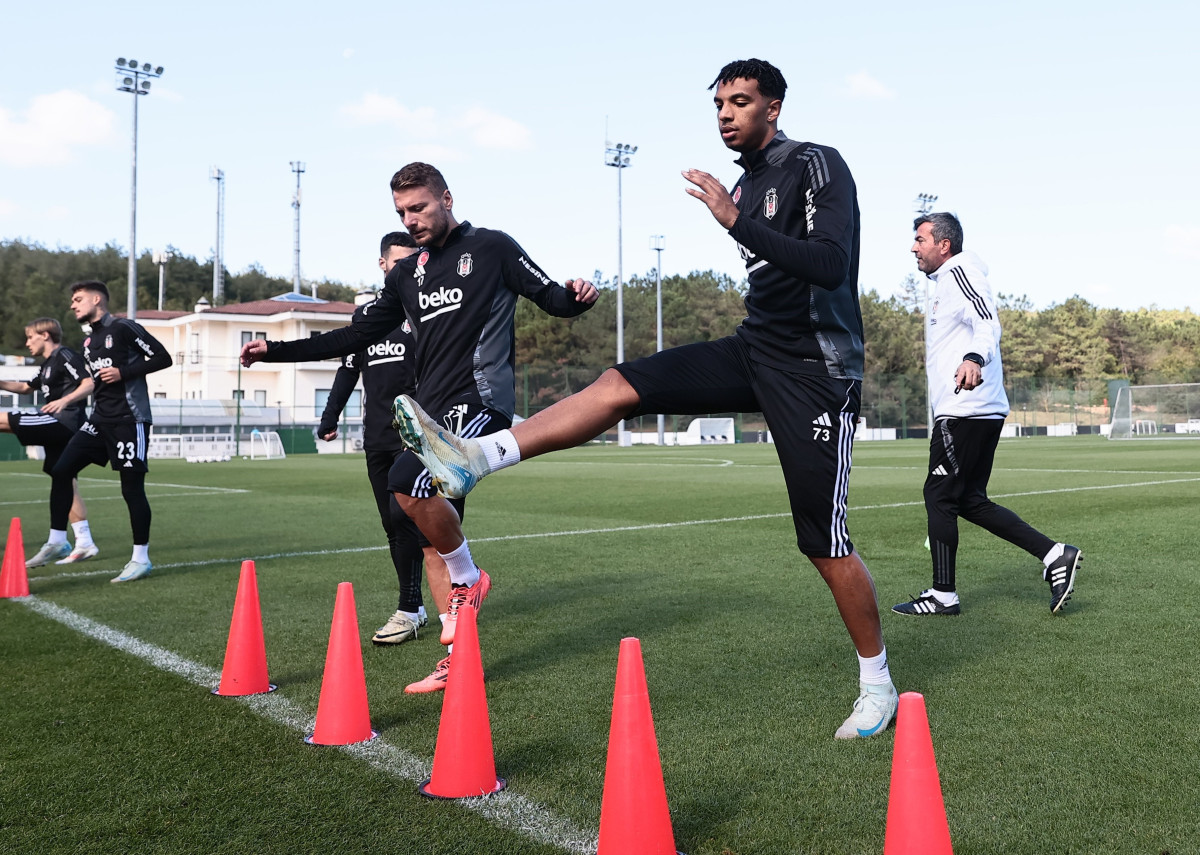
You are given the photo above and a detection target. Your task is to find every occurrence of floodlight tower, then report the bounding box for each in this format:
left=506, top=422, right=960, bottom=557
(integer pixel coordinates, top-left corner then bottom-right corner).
left=914, top=192, right=939, bottom=431
left=290, top=161, right=306, bottom=294
left=211, top=167, right=225, bottom=303
left=650, top=235, right=666, bottom=445
left=114, top=57, right=165, bottom=320
left=605, top=140, right=637, bottom=443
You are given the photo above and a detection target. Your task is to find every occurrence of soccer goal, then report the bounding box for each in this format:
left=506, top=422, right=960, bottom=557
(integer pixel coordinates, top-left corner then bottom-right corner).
left=1107, top=383, right=1200, bottom=439
left=249, top=429, right=287, bottom=459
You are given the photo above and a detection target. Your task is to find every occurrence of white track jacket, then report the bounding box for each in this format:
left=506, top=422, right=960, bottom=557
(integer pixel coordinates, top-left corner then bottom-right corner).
left=926, top=251, right=1009, bottom=420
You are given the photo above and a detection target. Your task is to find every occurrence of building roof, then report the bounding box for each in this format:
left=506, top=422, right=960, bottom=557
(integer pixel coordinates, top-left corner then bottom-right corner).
left=202, top=298, right=357, bottom=316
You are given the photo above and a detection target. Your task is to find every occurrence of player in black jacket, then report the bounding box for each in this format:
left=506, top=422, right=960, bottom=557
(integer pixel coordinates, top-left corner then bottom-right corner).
left=316, top=232, right=460, bottom=645
left=1, top=317, right=99, bottom=566
left=52, top=281, right=173, bottom=583
left=241, top=162, right=598, bottom=692
left=390, top=61, right=899, bottom=738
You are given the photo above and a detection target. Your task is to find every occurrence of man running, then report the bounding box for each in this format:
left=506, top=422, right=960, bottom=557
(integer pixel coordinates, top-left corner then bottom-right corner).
left=0, top=317, right=99, bottom=565
left=391, top=59, right=899, bottom=738
left=53, top=281, right=172, bottom=583
left=241, top=163, right=598, bottom=691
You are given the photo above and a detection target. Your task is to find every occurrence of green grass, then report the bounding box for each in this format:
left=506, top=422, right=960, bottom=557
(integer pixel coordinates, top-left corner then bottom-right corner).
left=3, top=438, right=1199, bottom=854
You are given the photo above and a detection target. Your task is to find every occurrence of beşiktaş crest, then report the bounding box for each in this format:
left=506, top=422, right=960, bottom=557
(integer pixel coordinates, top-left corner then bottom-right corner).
left=732, top=185, right=742, bottom=205
left=105, top=335, right=114, bottom=349
left=764, top=188, right=778, bottom=220
left=457, top=253, right=473, bottom=277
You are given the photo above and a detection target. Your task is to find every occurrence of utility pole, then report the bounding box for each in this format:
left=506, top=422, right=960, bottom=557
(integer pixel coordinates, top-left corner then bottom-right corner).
left=650, top=235, right=666, bottom=446
left=290, top=161, right=306, bottom=294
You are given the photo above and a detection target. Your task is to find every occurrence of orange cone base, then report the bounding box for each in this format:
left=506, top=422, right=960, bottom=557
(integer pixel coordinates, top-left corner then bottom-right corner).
left=419, top=776, right=506, bottom=800
left=212, top=683, right=278, bottom=697
left=304, top=728, right=379, bottom=746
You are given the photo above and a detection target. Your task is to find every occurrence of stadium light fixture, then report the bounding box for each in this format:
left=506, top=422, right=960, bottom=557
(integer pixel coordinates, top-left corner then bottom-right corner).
left=605, top=139, right=637, bottom=445
left=114, top=56, right=165, bottom=320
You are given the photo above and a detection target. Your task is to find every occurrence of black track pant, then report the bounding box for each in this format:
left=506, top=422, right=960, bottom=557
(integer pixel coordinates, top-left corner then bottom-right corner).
left=925, top=418, right=1055, bottom=592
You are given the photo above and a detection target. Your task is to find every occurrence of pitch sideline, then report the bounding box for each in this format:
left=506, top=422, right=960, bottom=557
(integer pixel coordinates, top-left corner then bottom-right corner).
left=15, top=595, right=598, bottom=853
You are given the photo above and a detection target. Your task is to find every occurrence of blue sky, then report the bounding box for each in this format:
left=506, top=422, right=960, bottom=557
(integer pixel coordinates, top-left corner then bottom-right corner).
left=2, top=1, right=1197, bottom=312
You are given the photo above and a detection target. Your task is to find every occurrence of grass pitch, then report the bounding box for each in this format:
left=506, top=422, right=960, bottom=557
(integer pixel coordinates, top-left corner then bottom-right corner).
left=3, top=438, right=1199, bottom=854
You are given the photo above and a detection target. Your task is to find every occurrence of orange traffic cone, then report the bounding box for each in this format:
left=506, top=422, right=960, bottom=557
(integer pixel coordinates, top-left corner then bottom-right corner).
left=597, top=637, right=683, bottom=855
left=0, top=517, right=30, bottom=599
left=305, top=582, right=378, bottom=745
left=213, top=560, right=276, bottom=696
left=419, top=603, right=506, bottom=798
left=885, top=692, right=953, bottom=854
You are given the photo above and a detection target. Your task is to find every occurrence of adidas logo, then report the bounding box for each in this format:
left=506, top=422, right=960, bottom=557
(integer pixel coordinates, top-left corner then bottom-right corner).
left=812, top=412, right=832, bottom=427
left=496, top=444, right=507, bottom=461
left=931, top=465, right=948, bottom=476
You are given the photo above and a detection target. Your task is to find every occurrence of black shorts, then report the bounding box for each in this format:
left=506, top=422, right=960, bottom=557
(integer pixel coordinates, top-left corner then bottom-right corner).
left=387, top=401, right=510, bottom=499
left=57, top=420, right=151, bottom=474
left=366, top=447, right=465, bottom=546
left=616, top=335, right=861, bottom=558
left=8, top=412, right=76, bottom=474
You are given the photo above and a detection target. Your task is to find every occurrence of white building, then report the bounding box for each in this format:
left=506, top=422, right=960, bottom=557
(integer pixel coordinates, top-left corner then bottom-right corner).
left=135, top=292, right=361, bottom=424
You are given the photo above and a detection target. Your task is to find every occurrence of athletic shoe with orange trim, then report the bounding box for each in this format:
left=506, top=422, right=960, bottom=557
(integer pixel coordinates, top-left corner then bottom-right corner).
left=440, top=568, right=491, bottom=645
left=404, top=655, right=451, bottom=694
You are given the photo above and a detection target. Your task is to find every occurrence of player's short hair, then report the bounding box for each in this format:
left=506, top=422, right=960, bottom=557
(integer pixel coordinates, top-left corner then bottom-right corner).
left=25, top=318, right=63, bottom=344
left=709, top=58, right=788, bottom=102
left=380, top=231, right=417, bottom=256
left=390, top=163, right=449, bottom=197
left=70, top=280, right=110, bottom=302
left=913, top=212, right=964, bottom=256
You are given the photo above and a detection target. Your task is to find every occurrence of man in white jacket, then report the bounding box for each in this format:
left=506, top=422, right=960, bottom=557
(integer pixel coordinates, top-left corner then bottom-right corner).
left=892, top=212, right=1081, bottom=616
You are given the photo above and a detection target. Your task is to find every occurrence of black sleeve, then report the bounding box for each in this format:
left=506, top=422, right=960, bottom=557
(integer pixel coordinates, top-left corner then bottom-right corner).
left=497, top=233, right=595, bottom=318
left=263, top=294, right=406, bottom=363
left=726, top=149, right=855, bottom=290
left=318, top=358, right=362, bottom=435
left=119, top=322, right=173, bottom=378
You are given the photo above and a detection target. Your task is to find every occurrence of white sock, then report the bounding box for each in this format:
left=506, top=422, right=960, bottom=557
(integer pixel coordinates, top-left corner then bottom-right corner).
left=400, top=609, right=421, bottom=624
left=929, top=588, right=959, bottom=606
left=1042, top=543, right=1065, bottom=567
left=446, top=643, right=454, bottom=656
left=418, top=605, right=428, bottom=621
left=478, top=430, right=520, bottom=472
left=132, top=544, right=150, bottom=564
left=71, top=521, right=94, bottom=549
left=48, top=529, right=68, bottom=546
left=858, top=649, right=892, bottom=687
left=439, top=612, right=448, bottom=627
left=439, top=540, right=480, bottom=587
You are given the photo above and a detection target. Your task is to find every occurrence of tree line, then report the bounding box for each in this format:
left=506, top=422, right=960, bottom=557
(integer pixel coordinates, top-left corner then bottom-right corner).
left=4, top=240, right=1198, bottom=391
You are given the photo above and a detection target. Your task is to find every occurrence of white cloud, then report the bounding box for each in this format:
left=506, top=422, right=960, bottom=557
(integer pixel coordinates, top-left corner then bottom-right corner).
left=843, top=71, right=895, bottom=100
left=340, top=93, right=439, bottom=137
left=1166, top=225, right=1200, bottom=260
left=0, top=198, right=15, bottom=217
left=339, top=94, right=531, bottom=150
left=343, top=48, right=355, bottom=59
left=457, top=107, right=531, bottom=150
left=0, top=90, right=117, bottom=166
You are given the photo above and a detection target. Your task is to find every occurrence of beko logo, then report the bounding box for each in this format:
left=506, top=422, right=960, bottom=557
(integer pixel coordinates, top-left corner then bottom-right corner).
left=418, top=286, right=463, bottom=310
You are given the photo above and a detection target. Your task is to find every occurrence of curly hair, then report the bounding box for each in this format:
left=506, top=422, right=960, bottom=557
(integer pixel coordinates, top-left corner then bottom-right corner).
left=708, top=58, right=788, bottom=102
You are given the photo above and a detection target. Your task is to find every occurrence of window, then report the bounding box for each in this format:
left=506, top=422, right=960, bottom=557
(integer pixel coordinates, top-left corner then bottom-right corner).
left=189, top=332, right=201, bottom=364
left=346, top=390, right=362, bottom=418
left=256, top=330, right=266, bottom=341
left=314, top=389, right=331, bottom=413
left=241, top=331, right=252, bottom=347
left=232, top=390, right=244, bottom=400
left=254, top=390, right=267, bottom=406
left=154, top=392, right=166, bottom=399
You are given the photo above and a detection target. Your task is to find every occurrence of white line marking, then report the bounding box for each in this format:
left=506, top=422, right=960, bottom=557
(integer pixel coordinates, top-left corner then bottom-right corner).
left=30, top=476, right=1200, bottom=581
left=15, top=595, right=598, bottom=854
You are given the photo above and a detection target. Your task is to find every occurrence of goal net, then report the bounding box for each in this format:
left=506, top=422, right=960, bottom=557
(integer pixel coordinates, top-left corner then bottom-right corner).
left=1107, top=383, right=1200, bottom=439
left=249, top=429, right=287, bottom=459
